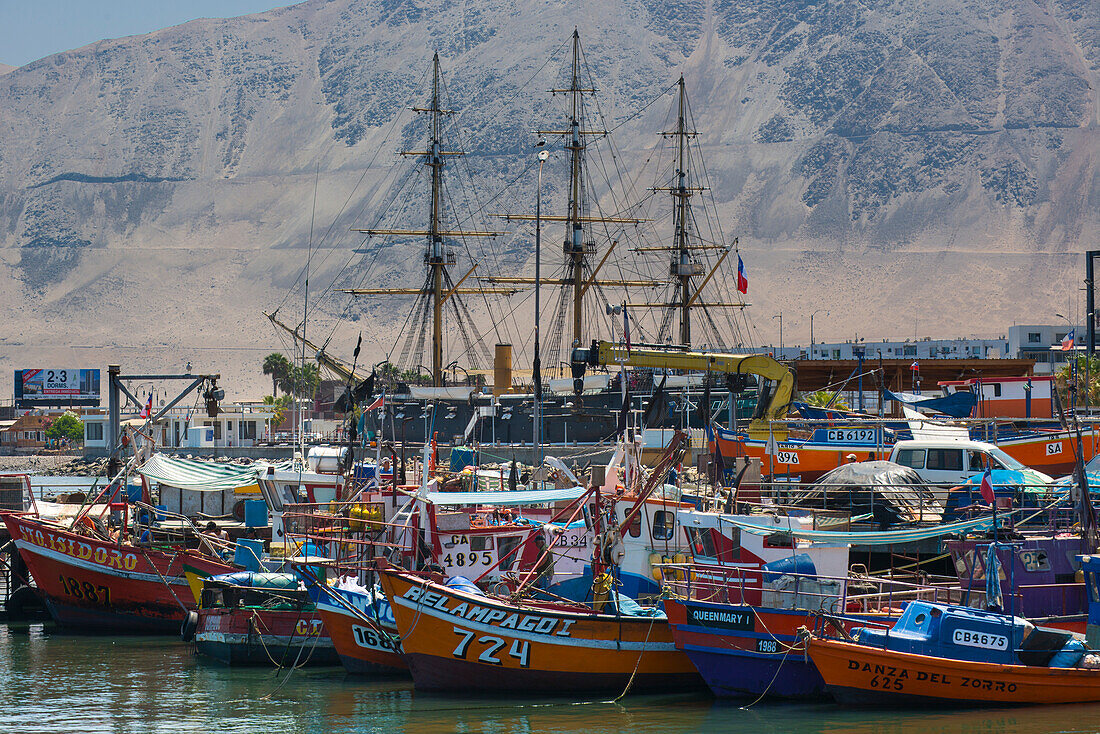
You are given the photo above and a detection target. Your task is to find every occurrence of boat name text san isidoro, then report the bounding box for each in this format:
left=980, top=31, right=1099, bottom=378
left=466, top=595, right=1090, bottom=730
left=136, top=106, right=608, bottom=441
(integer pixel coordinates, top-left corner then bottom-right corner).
left=402, top=586, right=576, bottom=637
left=15, top=525, right=138, bottom=571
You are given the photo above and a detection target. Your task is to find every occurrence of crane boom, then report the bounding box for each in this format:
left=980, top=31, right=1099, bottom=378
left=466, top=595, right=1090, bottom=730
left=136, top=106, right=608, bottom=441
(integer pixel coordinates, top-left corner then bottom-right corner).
left=571, top=340, right=792, bottom=440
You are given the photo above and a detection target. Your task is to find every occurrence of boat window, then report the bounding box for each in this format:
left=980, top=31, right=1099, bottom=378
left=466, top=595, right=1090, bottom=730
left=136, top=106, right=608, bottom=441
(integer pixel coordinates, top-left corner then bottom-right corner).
left=927, top=449, right=963, bottom=471
left=470, top=535, right=493, bottom=552
left=497, top=535, right=522, bottom=571
left=652, top=510, right=675, bottom=540
left=894, top=449, right=925, bottom=470
left=764, top=532, right=794, bottom=549
left=686, top=527, right=717, bottom=557
left=914, top=613, right=927, bottom=625
left=624, top=510, right=642, bottom=539
left=968, top=452, right=984, bottom=471
left=951, top=552, right=969, bottom=578
left=1091, top=574, right=1099, bottom=604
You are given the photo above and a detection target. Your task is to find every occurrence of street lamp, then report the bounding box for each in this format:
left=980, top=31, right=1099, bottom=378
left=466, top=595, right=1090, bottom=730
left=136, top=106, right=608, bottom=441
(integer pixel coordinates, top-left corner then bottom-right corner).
left=810, top=309, right=829, bottom=360
left=532, top=143, right=549, bottom=467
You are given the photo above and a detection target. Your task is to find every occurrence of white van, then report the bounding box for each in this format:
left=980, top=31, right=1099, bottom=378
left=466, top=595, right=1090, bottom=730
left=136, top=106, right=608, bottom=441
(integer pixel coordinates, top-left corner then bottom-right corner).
left=888, top=439, right=1052, bottom=491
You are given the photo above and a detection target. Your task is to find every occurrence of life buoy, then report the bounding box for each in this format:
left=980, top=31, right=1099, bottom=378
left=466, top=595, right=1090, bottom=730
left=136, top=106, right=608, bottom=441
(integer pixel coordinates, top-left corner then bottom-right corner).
left=180, top=610, right=200, bottom=642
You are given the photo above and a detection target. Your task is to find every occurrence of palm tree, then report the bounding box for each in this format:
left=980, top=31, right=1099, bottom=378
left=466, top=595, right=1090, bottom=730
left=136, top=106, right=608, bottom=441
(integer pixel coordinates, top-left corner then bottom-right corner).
left=280, top=363, right=321, bottom=399
left=804, top=390, right=850, bottom=410
left=262, top=353, right=291, bottom=397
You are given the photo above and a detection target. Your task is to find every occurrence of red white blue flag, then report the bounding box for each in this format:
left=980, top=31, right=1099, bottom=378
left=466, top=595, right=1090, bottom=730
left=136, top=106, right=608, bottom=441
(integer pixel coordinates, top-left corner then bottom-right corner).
left=141, top=393, right=152, bottom=419
left=979, top=468, right=996, bottom=504
left=736, top=255, right=748, bottom=294
left=1062, top=329, right=1075, bottom=351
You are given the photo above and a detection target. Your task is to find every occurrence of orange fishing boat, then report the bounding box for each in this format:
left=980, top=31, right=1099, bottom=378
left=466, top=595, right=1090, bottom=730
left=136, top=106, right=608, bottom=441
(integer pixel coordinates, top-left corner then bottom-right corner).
left=714, top=425, right=1099, bottom=481
left=377, top=563, right=701, bottom=693
left=807, top=635, right=1100, bottom=706
left=314, top=584, right=408, bottom=675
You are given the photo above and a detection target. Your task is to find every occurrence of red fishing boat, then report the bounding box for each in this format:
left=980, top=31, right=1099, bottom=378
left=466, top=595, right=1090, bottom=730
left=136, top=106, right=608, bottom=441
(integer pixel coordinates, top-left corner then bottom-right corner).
left=183, top=571, right=340, bottom=666
left=191, top=606, right=339, bottom=666
left=2, top=512, right=233, bottom=633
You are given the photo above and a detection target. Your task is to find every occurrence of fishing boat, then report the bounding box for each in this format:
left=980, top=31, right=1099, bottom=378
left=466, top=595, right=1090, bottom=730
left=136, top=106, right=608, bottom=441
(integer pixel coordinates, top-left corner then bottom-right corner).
left=184, top=571, right=339, bottom=666
left=945, top=536, right=1088, bottom=630
left=2, top=511, right=233, bottom=633
left=312, top=581, right=407, bottom=674
left=713, top=409, right=1099, bottom=483
left=660, top=514, right=1005, bottom=699
left=376, top=561, right=700, bottom=693
left=807, top=600, right=1100, bottom=706
left=663, top=571, right=916, bottom=699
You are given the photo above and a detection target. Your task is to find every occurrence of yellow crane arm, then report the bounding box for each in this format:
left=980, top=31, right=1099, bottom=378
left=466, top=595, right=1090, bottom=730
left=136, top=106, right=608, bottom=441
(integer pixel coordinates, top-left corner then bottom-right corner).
left=576, top=340, right=792, bottom=440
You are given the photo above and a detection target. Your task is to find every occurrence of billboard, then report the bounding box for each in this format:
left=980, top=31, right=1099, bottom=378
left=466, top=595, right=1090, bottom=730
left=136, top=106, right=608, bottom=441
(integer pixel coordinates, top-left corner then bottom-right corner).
left=15, top=369, right=101, bottom=407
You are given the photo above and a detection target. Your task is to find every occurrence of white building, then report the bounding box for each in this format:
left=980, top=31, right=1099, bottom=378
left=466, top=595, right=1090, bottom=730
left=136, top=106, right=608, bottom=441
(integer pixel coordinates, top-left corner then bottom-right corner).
left=1007, top=324, right=1083, bottom=374
left=83, top=403, right=275, bottom=451
left=770, top=336, right=1010, bottom=362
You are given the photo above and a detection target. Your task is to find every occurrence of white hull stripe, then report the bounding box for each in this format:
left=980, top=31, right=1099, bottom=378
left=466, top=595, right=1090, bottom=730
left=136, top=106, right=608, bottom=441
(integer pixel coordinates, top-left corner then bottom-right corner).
left=14, top=538, right=190, bottom=589
left=393, top=595, right=675, bottom=652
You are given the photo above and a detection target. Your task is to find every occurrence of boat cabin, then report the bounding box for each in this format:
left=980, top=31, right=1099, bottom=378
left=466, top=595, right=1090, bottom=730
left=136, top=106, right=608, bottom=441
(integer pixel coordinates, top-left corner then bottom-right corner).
left=946, top=538, right=1087, bottom=620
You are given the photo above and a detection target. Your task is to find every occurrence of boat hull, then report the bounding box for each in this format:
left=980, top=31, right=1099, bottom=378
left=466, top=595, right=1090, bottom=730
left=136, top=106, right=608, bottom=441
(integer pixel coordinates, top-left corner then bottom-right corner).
left=194, top=607, right=339, bottom=666
left=665, top=599, right=825, bottom=699
left=314, top=598, right=408, bottom=675
left=716, top=428, right=1099, bottom=481
left=809, top=637, right=1100, bottom=706
left=379, top=568, right=702, bottom=694
left=664, top=598, right=897, bottom=699
left=2, top=512, right=233, bottom=633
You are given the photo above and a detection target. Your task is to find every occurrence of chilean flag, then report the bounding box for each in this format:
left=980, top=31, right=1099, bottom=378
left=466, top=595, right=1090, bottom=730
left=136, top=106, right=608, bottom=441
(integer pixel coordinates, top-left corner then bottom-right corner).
left=736, top=255, right=748, bottom=294
left=1062, top=329, right=1075, bottom=351
left=979, top=468, right=996, bottom=504
left=141, top=393, right=153, bottom=419
left=367, top=395, right=385, bottom=411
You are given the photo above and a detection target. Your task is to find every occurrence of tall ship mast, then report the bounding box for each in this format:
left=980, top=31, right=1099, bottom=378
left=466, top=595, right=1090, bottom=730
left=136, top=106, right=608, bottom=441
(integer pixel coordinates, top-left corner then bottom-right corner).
left=489, top=30, right=661, bottom=374
left=631, top=76, right=746, bottom=349
left=340, top=54, right=513, bottom=387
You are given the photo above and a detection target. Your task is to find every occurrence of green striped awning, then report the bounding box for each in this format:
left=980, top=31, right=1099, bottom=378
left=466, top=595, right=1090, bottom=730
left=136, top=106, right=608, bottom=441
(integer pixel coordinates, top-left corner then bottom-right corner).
left=138, top=454, right=293, bottom=492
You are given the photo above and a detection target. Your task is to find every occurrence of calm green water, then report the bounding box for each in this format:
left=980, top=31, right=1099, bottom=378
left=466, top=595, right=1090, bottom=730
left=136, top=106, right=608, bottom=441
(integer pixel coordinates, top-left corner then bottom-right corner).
left=4, top=622, right=1100, bottom=733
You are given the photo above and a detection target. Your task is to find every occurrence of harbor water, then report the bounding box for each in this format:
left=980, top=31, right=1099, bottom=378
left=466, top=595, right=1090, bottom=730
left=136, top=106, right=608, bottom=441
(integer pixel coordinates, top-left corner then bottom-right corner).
left=4, top=622, right=1100, bottom=733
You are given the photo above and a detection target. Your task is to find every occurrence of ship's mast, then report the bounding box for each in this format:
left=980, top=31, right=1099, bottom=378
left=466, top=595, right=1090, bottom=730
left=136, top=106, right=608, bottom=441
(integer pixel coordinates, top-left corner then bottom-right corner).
left=633, top=75, right=742, bottom=347
left=341, top=54, right=514, bottom=387
left=489, top=31, right=660, bottom=371
left=566, top=30, right=586, bottom=349
left=428, top=55, right=446, bottom=385
left=672, top=76, right=697, bottom=346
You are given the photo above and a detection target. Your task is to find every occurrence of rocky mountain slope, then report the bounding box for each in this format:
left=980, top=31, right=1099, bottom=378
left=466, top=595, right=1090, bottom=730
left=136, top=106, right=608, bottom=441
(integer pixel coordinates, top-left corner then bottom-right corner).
left=0, top=0, right=1096, bottom=398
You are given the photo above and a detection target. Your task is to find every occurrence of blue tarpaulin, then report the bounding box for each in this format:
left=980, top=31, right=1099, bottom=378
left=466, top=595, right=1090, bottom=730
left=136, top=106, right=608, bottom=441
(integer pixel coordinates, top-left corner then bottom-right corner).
left=884, top=390, right=976, bottom=418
